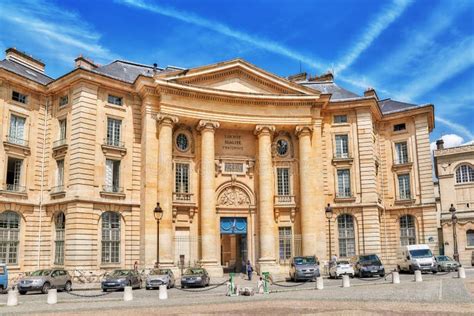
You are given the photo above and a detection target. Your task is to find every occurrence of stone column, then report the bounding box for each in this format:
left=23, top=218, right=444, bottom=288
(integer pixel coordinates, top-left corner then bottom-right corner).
left=296, top=125, right=316, bottom=256
left=197, top=120, right=222, bottom=277
left=157, top=114, right=178, bottom=267
left=254, top=125, right=278, bottom=274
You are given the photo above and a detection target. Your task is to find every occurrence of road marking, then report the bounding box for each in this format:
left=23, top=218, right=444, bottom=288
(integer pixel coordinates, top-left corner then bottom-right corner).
left=438, top=279, right=443, bottom=301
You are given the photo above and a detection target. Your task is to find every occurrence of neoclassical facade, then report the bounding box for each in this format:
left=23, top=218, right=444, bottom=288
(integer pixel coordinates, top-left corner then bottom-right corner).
left=0, top=48, right=438, bottom=276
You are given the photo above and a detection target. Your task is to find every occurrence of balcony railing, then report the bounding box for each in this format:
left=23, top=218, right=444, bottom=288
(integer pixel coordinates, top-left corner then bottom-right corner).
left=6, top=135, right=28, bottom=147
left=335, top=192, right=353, bottom=199
left=393, top=159, right=410, bottom=165
left=333, top=153, right=351, bottom=159
left=274, top=195, right=296, bottom=205
left=3, top=184, right=26, bottom=193
left=102, top=185, right=124, bottom=193
left=103, top=138, right=125, bottom=148
left=50, top=185, right=65, bottom=194
left=173, top=192, right=194, bottom=204
left=52, top=138, right=67, bottom=148
left=396, top=194, right=412, bottom=201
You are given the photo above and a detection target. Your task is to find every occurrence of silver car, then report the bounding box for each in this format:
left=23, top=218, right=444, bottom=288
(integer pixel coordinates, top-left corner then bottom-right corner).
left=146, top=268, right=175, bottom=289
left=435, top=255, right=459, bottom=271
left=18, top=269, right=72, bottom=294
left=289, top=256, right=320, bottom=282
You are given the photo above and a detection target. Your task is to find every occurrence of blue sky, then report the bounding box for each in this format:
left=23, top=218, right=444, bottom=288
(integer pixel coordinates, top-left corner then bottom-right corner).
left=0, top=0, right=473, bottom=146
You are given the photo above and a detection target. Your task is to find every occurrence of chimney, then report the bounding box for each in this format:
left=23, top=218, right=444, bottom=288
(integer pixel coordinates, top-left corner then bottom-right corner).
left=436, top=139, right=444, bottom=150
left=5, top=48, right=45, bottom=73
left=308, top=72, right=334, bottom=82
left=287, top=72, right=307, bottom=82
left=364, top=87, right=378, bottom=100
left=74, top=55, right=98, bottom=70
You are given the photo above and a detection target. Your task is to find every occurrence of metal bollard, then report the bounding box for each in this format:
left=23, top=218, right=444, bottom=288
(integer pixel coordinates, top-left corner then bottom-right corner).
left=316, top=276, right=324, bottom=290
left=7, top=289, right=18, bottom=306
left=392, top=271, right=400, bottom=284
left=262, top=272, right=270, bottom=294
left=47, top=288, right=57, bottom=305
left=159, top=284, right=168, bottom=300
left=458, top=267, right=466, bottom=279
left=414, top=270, right=422, bottom=282
left=342, top=275, right=350, bottom=288
left=123, top=286, right=133, bottom=301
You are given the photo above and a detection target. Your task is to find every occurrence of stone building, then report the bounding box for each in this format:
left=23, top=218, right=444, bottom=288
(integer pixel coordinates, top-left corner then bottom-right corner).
left=0, top=47, right=438, bottom=277
left=434, top=140, right=474, bottom=266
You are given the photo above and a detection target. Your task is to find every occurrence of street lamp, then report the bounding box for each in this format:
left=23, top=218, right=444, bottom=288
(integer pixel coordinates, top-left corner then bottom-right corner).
left=154, top=202, right=164, bottom=267
left=449, top=204, right=460, bottom=263
left=325, top=203, right=333, bottom=260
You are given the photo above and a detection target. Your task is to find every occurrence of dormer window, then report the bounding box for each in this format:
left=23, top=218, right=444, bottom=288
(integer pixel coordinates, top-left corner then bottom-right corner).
left=393, top=123, right=406, bottom=132
left=107, top=95, right=122, bottom=106
left=12, top=91, right=27, bottom=104
left=334, top=115, right=347, bottom=124
left=59, top=95, right=68, bottom=107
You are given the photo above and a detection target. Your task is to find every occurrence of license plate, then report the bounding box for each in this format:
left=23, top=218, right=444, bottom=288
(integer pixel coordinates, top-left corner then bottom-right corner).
left=371, top=270, right=378, bottom=273
left=106, top=283, right=115, bottom=286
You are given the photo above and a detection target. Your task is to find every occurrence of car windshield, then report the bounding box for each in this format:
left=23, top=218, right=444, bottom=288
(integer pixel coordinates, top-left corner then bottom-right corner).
left=437, top=256, right=449, bottom=262
left=409, top=249, right=433, bottom=258
left=185, top=268, right=204, bottom=274
left=150, top=269, right=169, bottom=275
left=111, top=270, right=130, bottom=277
left=337, top=261, right=350, bottom=265
left=359, top=255, right=381, bottom=265
left=30, top=270, right=52, bottom=276
left=294, top=257, right=316, bottom=265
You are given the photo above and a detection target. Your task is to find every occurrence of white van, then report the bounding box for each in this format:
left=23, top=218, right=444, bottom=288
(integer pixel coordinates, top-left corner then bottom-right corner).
left=397, top=244, right=438, bottom=274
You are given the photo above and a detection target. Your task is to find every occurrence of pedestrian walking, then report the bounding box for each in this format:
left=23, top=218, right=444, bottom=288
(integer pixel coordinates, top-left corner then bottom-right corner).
left=241, top=259, right=246, bottom=278
left=134, top=261, right=138, bottom=271
left=246, top=260, right=253, bottom=281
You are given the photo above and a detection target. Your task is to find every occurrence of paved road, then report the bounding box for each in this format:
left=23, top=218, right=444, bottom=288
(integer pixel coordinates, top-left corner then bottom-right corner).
left=1, top=269, right=473, bottom=315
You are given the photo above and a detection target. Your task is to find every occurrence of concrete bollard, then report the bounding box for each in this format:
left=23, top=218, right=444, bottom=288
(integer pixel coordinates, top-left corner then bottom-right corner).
left=392, top=271, right=400, bottom=284
left=342, top=275, right=350, bottom=288
left=316, top=277, right=324, bottom=290
left=159, top=284, right=168, bottom=300
left=458, top=267, right=466, bottom=279
left=47, top=288, right=57, bottom=305
left=7, top=289, right=18, bottom=306
left=414, top=270, right=422, bottom=282
left=123, top=286, right=133, bottom=301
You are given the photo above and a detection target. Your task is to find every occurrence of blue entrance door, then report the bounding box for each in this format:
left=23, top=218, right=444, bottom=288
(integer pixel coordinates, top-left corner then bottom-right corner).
left=220, top=217, right=247, bottom=234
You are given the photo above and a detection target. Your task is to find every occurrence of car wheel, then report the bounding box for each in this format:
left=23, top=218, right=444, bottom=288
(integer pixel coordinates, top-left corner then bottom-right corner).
left=102, top=288, right=108, bottom=292
left=359, top=270, right=363, bottom=278
left=379, top=273, right=385, bottom=278
left=19, top=290, right=27, bottom=295
left=64, top=281, right=72, bottom=292
left=350, top=274, right=354, bottom=278
left=41, top=282, right=51, bottom=294
left=432, top=270, right=437, bottom=274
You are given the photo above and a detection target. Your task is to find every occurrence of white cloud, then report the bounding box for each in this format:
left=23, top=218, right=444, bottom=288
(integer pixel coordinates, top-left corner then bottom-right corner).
left=430, top=134, right=465, bottom=152
left=436, top=117, right=474, bottom=141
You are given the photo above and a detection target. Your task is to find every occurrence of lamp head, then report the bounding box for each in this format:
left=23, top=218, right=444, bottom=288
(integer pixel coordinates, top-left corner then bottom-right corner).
left=325, top=203, right=333, bottom=220
left=154, top=202, right=163, bottom=221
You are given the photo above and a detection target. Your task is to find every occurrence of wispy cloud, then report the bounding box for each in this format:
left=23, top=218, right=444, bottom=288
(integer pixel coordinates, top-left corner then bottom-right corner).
left=436, top=117, right=474, bottom=140
left=333, top=0, right=413, bottom=73
left=116, top=0, right=328, bottom=71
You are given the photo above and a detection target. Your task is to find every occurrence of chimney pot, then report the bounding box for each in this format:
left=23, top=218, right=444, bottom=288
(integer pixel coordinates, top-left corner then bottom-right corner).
left=436, top=139, right=444, bottom=150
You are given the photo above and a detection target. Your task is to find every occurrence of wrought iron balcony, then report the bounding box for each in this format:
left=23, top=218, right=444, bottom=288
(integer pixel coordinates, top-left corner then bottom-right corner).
left=50, top=185, right=65, bottom=195
left=6, top=135, right=28, bottom=147
left=103, top=138, right=125, bottom=148
left=173, top=192, right=195, bottom=206
left=393, top=158, right=411, bottom=165
left=102, top=185, right=124, bottom=193
left=3, top=183, right=26, bottom=193
left=52, top=138, right=67, bottom=149
left=274, top=195, right=296, bottom=206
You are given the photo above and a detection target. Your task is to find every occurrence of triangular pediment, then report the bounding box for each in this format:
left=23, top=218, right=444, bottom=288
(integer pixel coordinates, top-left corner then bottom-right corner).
left=157, top=59, right=319, bottom=95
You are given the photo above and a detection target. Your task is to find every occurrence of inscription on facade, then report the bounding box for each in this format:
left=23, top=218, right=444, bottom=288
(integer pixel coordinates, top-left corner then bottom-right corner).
left=223, top=134, right=244, bottom=151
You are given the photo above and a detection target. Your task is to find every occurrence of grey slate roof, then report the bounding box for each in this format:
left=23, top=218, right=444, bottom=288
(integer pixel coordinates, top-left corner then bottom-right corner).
left=92, top=60, right=159, bottom=83
left=379, top=98, right=422, bottom=114
left=299, top=80, right=360, bottom=100
left=0, top=59, right=53, bottom=85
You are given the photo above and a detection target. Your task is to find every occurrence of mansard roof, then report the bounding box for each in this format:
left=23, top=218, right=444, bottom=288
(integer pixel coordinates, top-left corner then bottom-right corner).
left=0, top=58, right=53, bottom=85
left=300, top=80, right=360, bottom=100
left=378, top=98, right=428, bottom=114
left=92, top=60, right=157, bottom=83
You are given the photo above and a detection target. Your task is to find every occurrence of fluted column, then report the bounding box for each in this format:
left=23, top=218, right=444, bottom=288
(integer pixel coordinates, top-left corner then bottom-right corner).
left=197, top=120, right=222, bottom=276
left=296, top=125, right=316, bottom=256
left=254, top=125, right=278, bottom=273
left=157, top=113, right=178, bottom=267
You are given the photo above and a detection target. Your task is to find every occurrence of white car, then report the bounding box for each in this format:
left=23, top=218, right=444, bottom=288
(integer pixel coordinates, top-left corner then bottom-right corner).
left=329, top=260, right=354, bottom=278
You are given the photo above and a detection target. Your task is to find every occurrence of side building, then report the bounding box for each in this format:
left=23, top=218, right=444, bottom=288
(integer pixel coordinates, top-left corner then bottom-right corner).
left=0, top=47, right=437, bottom=277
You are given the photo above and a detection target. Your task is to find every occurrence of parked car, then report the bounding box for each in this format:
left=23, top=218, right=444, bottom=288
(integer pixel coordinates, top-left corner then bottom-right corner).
left=351, top=254, right=385, bottom=278
left=18, top=269, right=72, bottom=295
left=289, top=256, right=320, bottom=282
left=329, top=260, right=354, bottom=278
left=435, top=255, right=459, bottom=271
left=146, top=268, right=175, bottom=289
left=101, top=269, right=142, bottom=292
left=397, top=244, right=437, bottom=274
left=0, top=264, right=8, bottom=293
left=180, top=268, right=210, bottom=288
left=471, top=251, right=474, bottom=266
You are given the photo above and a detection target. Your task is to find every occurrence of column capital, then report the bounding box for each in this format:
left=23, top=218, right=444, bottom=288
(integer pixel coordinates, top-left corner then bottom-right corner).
left=295, top=125, right=313, bottom=137
left=254, top=125, right=275, bottom=136
left=197, top=120, right=220, bottom=132
left=157, top=113, right=179, bottom=126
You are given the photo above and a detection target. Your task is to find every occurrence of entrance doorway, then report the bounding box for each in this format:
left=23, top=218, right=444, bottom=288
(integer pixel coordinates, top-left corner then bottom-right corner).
left=220, top=217, right=247, bottom=273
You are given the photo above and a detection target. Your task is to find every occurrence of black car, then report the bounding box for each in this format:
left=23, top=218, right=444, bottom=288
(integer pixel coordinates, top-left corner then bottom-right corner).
left=351, top=254, right=385, bottom=278
left=180, top=268, right=210, bottom=288
left=101, top=269, right=142, bottom=292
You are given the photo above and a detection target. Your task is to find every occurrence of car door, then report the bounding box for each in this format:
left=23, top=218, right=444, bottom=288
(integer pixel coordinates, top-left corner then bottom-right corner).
left=50, top=270, right=61, bottom=288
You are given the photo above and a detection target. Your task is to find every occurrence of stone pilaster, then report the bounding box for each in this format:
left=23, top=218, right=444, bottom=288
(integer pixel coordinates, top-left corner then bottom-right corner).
left=197, top=120, right=222, bottom=277
left=157, top=113, right=178, bottom=267
left=254, top=125, right=279, bottom=274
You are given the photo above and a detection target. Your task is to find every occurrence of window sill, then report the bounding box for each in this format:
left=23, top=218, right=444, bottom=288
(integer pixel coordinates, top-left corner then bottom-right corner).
left=0, top=189, right=28, bottom=198
left=3, top=141, right=31, bottom=156
left=102, top=144, right=127, bottom=158
left=100, top=191, right=126, bottom=199
left=331, top=123, right=350, bottom=127
left=392, top=162, right=413, bottom=171
left=105, top=103, right=126, bottom=111
left=334, top=196, right=356, bottom=203
left=394, top=198, right=416, bottom=205
left=332, top=157, right=353, bottom=165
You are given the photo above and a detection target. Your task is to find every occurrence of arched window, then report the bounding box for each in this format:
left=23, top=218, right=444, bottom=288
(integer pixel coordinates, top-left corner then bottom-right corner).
left=0, top=211, right=20, bottom=264
left=101, top=212, right=120, bottom=264
left=456, top=165, right=474, bottom=183
left=400, top=215, right=416, bottom=246
left=467, top=230, right=474, bottom=247
left=338, top=214, right=355, bottom=257
left=54, top=212, right=65, bottom=265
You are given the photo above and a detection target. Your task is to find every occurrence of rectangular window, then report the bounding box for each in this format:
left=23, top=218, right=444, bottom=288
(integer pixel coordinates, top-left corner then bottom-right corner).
left=59, top=95, right=68, bottom=107
left=395, top=142, right=408, bottom=164
left=398, top=174, right=411, bottom=200
left=107, top=94, right=122, bottom=106
left=59, top=119, right=67, bottom=140
left=335, top=135, right=349, bottom=158
left=8, top=114, right=26, bottom=145
left=334, top=115, right=347, bottom=124
left=6, top=157, right=23, bottom=192
left=277, top=168, right=290, bottom=196
left=12, top=91, right=27, bottom=104
left=337, top=169, right=351, bottom=197
left=175, top=163, right=190, bottom=193
left=56, top=159, right=64, bottom=186
left=105, top=159, right=121, bottom=192
left=106, top=118, right=122, bottom=147
left=393, top=123, right=406, bottom=132
left=0, top=213, right=20, bottom=264
left=278, top=227, right=292, bottom=262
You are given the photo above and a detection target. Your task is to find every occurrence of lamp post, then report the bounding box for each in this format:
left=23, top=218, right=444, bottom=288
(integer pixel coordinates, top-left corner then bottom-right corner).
left=325, top=203, right=333, bottom=260
left=154, top=202, right=163, bottom=267
left=449, top=204, right=460, bottom=263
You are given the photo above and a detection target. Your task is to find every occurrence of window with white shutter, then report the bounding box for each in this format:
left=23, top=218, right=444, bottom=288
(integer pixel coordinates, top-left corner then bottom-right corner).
left=9, top=115, right=26, bottom=145
left=335, top=135, right=349, bottom=158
